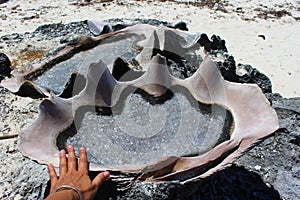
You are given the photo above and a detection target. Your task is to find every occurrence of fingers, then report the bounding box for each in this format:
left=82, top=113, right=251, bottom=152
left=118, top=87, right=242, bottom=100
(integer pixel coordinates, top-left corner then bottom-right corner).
left=59, top=149, right=67, bottom=177
left=78, top=147, right=88, bottom=173
left=47, top=163, right=58, bottom=190
left=67, top=145, right=77, bottom=171
left=92, top=171, right=110, bottom=188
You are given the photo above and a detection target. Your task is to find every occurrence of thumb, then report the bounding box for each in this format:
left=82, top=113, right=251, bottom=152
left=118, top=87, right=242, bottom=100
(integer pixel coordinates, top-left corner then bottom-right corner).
left=92, top=171, right=110, bottom=188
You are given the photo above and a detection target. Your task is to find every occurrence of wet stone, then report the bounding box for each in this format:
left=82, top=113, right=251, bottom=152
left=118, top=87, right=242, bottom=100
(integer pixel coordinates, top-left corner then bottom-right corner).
left=66, top=91, right=229, bottom=166
left=34, top=34, right=140, bottom=94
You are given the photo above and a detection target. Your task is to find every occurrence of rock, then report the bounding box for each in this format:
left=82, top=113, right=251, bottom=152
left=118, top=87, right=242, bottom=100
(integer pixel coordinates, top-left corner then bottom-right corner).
left=0, top=0, right=8, bottom=4
left=198, top=33, right=227, bottom=52
left=0, top=13, right=7, bottom=20
left=237, top=63, right=272, bottom=93
left=0, top=33, right=23, bottom=43
left=174, top=21, right=188, bottom=31
left=235, top=94, right=300, bottom=200
left=32, top=21, right=92, bottom=41
left=0, top=139, right=48, bottom=200
left=216, top=54, right=272, bottom=93
left=236, top=7, right=243, bottom=13
left=0, top=53, right=11, bottom=81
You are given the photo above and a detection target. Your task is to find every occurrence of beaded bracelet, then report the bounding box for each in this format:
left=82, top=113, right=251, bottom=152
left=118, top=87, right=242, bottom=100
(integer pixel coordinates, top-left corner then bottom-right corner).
left=53, top=185, right=83, bottom=200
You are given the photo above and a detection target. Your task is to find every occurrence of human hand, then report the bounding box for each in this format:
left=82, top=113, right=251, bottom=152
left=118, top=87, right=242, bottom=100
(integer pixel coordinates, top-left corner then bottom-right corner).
left=45, top=145, right=110, bottom=200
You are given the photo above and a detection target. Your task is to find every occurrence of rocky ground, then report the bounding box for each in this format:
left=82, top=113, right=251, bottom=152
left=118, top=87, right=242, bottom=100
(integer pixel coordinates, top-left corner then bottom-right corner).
left=0, top=0, right=299, bottom=200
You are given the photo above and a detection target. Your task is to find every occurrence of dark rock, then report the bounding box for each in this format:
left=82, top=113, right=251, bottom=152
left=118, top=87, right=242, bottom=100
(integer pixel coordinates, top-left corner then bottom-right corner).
left=264, top=92, right=282, bottom=101
left=217, top=55, right=238, bottom=81
left=0, top=53, right=12, bottom=81
left=105, top=18, right=187, bottom=32
left=238, top=63, right=272, bottom=93
left=258, top=34, right=266, bottom=40
left=211, top=35, right=227, bottom=51
left=59, top=37, right=69, bottom=44
left=111, top=24, right=127, bottom=32
left=0, top=14, right=7, bottom=20
left=198, top=33, right=211, bottom=52
left=0, top=33, right=23, bottom=44
left=112, top=57, right=143, bottom=81
left=216, top=55, right=272, bottom=93
left=28, top=21, right=91, bottom=42
left=59, top=72, right=86, bottom=98
left=174, top=21, right=188, bottom=31
left=101, top=24, right=113, bottom=34
left=167, top=58, right=198, bottom=79
left=198, top=33, right=227, bottom=52
left=0, top=0, right=8, bottom=4
left=105, top=18, right=171, bottom=28
left=236, top=7, right=243, bottom=13
left=290, top=135, right=300, bottom=146
left=15, top=81, right=47, bottom=99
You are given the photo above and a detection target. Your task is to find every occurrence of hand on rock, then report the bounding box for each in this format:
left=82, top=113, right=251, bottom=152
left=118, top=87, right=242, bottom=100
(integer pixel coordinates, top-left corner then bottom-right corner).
left=45, top=145, right=110, bottom=200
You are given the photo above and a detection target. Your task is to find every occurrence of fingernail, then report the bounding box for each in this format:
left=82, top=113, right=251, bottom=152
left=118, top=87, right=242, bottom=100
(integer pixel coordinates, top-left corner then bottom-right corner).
left=80, top=147, right=85, bottom=151
left=103, top=171, right=110, bottom=178
left=48, top=163, right=53, bottom=169
left=68, top=144, right=73, bottom=149
left=60, top=149, right=65, bottom=155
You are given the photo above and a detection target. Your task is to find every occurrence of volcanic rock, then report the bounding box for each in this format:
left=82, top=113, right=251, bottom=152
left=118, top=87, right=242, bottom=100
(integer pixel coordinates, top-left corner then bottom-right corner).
left=0, top=53, right=11, bottom=81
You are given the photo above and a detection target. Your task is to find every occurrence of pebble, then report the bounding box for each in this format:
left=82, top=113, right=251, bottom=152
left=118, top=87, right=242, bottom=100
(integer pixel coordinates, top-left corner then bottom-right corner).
left=254, top=165, right=262, bottom=171
left=0, top=13, right=7, bottom=20
left=11, top=4, right=20, bottom=10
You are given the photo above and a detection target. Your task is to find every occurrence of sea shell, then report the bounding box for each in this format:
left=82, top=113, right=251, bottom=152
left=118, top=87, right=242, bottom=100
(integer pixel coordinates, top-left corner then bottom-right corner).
left=3, top=23, right=279, bottom=182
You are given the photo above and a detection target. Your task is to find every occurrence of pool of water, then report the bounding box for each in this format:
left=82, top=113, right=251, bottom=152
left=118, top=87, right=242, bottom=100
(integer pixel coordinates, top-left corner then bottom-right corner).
left=64, top=88, right=231, bottom=166
left=34, top=34, right=140, bottom=94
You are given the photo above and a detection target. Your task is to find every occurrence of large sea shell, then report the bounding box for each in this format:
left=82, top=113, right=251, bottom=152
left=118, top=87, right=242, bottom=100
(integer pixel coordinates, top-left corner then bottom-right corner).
left=2, top=23, right=279, bottom=182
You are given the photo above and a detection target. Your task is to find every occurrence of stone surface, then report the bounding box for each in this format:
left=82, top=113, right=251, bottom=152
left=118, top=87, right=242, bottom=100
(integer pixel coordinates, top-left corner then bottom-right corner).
left=0, top=139, right=48, bottom=199
left=67, top=92, right=229, bottom=166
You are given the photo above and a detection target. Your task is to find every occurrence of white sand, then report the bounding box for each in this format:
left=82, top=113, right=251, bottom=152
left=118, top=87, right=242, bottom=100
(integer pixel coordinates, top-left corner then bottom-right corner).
left=0, top=0, right=299, bottom=97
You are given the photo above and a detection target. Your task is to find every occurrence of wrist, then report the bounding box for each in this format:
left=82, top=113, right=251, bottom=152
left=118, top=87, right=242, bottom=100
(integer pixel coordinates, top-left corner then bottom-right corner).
left=59, top=189, right=80, bottom=200
left=53, top=186, right=82, bottom=200
left=46, top=189, right=80, bottom=200
left=64, top=189, right=80, bottom=200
